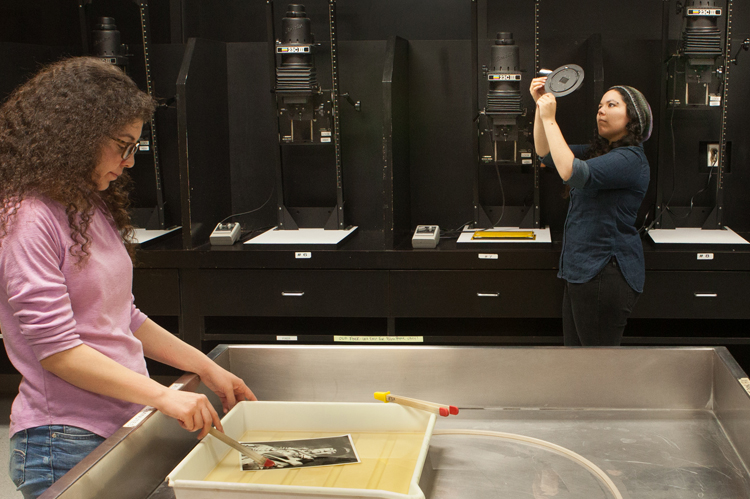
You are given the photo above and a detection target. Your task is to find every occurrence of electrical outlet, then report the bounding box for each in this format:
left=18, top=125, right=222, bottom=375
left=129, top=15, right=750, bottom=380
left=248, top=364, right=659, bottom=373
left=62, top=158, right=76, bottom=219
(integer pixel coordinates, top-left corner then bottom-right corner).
left=707, top=143, right=719, bottom=167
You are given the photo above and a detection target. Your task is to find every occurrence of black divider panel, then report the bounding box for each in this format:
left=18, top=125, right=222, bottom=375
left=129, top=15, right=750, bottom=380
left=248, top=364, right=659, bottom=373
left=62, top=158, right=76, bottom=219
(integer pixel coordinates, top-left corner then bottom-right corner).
left=176, top=37, right=232, bottom=248
left=382, top=36, right=411, bottom=247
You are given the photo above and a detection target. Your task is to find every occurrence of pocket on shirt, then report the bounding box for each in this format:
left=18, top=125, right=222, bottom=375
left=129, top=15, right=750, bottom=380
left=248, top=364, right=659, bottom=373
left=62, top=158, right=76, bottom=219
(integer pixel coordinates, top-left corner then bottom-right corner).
left=9, top=429, right=27, bottom=488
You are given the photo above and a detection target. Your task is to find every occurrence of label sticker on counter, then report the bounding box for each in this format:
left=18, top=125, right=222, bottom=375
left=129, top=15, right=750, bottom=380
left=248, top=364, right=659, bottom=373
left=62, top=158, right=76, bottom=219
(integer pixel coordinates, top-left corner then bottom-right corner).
left=123, top=406, right=155, bottom=428
left=739, top=378, right=750, bottom=396
left=334, top=336, right=424, bottom=343
left=277, top=336, right=298, bottom=341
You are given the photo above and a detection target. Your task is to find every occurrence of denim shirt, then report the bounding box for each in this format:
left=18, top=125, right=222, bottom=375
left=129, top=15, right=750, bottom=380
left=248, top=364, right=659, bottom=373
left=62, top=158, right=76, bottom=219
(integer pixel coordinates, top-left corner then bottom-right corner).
left=543, top=144, right=650, bottom=292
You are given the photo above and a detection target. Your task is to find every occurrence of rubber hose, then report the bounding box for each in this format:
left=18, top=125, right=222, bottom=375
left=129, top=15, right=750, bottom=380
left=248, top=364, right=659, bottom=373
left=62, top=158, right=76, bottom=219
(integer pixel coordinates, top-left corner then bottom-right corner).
left=432, top=429, right=623, bottom=499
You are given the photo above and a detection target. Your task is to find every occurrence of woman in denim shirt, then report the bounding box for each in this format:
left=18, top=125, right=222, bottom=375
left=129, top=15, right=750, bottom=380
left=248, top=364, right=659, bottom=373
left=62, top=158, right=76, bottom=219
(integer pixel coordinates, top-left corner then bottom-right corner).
left=529, top=78, right=652, bottom=346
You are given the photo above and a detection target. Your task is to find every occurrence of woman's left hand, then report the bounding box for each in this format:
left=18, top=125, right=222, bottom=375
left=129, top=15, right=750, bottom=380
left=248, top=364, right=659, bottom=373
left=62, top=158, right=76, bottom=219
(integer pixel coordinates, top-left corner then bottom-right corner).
left=199, top=364, right=258, bottom=414
left=537, top=93, right=557, bottom=122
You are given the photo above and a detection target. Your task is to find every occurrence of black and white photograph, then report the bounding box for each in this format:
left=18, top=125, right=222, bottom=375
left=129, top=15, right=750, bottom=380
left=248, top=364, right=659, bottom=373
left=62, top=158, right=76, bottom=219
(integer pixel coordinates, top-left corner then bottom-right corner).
left=240, top=435, right=360, bottom=471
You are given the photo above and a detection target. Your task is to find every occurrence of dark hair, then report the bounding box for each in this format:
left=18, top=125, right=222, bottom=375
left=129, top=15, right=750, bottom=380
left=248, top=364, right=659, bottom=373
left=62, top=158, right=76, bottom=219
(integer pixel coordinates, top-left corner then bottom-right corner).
left=584, top=87, right=644, bottom=160
left=0, top=57, right=157, bottom=264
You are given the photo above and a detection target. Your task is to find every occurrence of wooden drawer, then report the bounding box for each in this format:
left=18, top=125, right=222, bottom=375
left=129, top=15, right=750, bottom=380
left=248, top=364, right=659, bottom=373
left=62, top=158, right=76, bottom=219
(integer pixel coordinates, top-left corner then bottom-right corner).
left=632, top=271, right=750, bottom=319
left=182, top=270, right=389, bottom=317
left=133, top=269, right=180, bottom=316
left=390, top=270, right=563, bottom=317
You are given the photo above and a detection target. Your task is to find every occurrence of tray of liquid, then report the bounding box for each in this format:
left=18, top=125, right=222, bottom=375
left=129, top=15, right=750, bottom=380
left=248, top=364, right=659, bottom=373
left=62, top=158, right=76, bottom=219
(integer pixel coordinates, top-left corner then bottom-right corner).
left=168, top=401, right=436, bottom=499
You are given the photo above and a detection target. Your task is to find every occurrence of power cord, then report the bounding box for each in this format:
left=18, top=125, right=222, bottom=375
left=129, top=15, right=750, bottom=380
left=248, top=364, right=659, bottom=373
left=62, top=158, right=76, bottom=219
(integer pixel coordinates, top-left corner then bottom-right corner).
left=642, top=55, right=718, bottom=234
left=493, top=162, right=506, bottom=226
left=440, top=220, right=474, bottom=239
left=218, top=188, right=275, bottom=225
left=665, top=165, right=715, bottom=220
left=240, top=224, right=276, bottom=241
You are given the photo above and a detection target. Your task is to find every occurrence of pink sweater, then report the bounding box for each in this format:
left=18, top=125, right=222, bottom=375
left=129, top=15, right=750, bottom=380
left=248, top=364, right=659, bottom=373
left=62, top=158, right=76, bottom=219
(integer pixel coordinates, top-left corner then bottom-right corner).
left=0, top=196, right=148, bottom=438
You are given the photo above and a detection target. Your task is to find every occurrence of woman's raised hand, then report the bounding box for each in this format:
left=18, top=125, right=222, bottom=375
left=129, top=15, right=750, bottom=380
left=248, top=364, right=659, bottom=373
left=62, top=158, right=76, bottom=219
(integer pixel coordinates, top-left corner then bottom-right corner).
left=529, top=77, right=547, bottom=103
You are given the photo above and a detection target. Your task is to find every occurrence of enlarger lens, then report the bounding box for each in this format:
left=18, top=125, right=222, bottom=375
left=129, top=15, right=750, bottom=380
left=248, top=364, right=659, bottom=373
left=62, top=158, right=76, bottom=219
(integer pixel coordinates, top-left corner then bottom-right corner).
left=282, top=4, right=312, bottom=44
left=491, top=32, right=519, bottom=72
left=286, top=4, right=306, bottom=17
left=92, top=16, right=121, bottom=58
left=94, top=17, right=117, bottom=30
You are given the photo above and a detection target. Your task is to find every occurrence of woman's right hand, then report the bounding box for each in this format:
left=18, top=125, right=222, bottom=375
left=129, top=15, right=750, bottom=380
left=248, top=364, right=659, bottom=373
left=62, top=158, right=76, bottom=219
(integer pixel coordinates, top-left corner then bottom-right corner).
left=529, top=77, right=547, bottom=103
left=155, top=388, right=223, bottom=439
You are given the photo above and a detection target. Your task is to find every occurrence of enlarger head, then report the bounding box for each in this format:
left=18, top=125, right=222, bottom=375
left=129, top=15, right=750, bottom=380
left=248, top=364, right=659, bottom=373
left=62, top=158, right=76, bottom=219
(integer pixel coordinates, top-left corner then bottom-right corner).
left=485, top=32, right=523, bottom=144
left=681, top=0, right=723, bottom=62
left=275, top=3, right=319, bottom=96
left=91, top=17, right=129, bottom=70
left=673, top=0, right=724, bottom=105
left=273, top=3, right=330, bottom=143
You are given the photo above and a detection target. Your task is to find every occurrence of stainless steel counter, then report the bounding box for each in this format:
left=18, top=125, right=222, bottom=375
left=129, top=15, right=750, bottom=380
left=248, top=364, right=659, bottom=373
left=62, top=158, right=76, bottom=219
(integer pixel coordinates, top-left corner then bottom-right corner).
left=41, top=346, right=750, bottom=498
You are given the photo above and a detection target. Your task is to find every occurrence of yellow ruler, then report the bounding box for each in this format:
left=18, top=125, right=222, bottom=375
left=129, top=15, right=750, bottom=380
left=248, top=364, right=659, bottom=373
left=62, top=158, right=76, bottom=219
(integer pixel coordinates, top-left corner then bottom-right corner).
left=472, top=230, right=536, bottom=240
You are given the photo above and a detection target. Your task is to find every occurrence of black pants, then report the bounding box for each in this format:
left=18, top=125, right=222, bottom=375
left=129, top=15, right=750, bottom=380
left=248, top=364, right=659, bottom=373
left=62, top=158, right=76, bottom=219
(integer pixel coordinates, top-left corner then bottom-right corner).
left=562, top=258, right=641, bottom=346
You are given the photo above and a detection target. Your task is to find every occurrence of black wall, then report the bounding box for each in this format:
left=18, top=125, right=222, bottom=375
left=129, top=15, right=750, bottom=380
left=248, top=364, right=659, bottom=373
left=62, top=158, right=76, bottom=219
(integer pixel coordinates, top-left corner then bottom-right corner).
left=2, top=0, right=749, bottom=239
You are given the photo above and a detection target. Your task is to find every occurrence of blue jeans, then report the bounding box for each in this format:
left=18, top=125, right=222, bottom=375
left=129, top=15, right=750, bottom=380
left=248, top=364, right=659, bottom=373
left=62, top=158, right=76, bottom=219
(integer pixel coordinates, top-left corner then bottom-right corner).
left=9, top=426, right=105, bottom=499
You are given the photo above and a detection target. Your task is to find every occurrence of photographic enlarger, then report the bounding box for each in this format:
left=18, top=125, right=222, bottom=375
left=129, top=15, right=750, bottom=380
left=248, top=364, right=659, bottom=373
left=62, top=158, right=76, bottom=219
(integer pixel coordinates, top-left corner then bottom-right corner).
left=244, top=1, right=359, bottom=248
left=79, top=1, right=180, bottom=244
left=649, top=0, right=749, bottom=245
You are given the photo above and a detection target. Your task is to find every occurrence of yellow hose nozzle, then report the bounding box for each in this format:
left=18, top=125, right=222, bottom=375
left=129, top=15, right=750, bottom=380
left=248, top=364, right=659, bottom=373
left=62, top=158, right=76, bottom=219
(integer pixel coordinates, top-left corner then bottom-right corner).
left=373, top=391, right=391, bottom=403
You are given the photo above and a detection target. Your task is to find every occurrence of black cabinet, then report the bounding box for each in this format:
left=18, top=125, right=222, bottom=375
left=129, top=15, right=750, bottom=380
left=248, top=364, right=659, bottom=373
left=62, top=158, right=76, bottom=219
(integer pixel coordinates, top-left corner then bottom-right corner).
left=632, top=271, right=750, bottom=319
left=180, top=269, right=389, bottom=346
left=125, top=242, right=750, bottom=364
left=182, top=269, right=388, bottom=317
left=390, top=270, right=562, bottom=318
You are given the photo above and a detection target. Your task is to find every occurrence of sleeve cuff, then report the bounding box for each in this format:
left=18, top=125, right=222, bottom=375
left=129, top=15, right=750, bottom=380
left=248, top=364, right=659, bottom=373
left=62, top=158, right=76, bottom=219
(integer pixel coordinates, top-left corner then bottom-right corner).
left=564, top=158, right=590, bottom=189
left=130, top=307, right=148, bottom=333
left=33, top=337, right=84, bottom=362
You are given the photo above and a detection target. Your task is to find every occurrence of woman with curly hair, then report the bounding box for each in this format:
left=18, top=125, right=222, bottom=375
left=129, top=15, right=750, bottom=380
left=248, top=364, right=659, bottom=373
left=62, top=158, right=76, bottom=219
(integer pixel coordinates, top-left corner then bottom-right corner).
left=529, top=77, right=652, bottom=347
left=0, top=57, right=256, bottom=498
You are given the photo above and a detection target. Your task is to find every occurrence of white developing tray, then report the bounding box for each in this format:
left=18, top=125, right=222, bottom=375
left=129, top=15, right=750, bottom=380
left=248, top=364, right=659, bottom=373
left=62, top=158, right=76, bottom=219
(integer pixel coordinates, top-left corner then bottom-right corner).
left=167, top=401, right=436, bottom=499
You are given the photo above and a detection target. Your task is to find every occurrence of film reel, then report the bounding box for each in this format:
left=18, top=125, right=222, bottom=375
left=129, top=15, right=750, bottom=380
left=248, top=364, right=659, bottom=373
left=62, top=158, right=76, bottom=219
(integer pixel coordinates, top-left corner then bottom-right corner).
left=543, top=64, right=585, bottom=97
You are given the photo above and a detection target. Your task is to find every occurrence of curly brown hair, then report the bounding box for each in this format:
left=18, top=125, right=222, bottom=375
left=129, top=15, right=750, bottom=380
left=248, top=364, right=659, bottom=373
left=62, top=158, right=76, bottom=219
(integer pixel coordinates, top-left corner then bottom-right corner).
left=0, top=56, right=156, bottom=264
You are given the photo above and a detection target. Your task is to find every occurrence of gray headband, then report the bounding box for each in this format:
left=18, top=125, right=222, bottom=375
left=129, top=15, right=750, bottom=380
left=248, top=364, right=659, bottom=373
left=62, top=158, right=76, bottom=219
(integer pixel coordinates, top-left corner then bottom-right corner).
left=609, top=85, right=653, bottom=142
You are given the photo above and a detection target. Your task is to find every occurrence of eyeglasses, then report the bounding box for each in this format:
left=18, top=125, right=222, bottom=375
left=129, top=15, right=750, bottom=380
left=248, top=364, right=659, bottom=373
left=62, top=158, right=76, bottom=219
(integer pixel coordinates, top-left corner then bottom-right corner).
left=109, top=136, right=141, bottom=161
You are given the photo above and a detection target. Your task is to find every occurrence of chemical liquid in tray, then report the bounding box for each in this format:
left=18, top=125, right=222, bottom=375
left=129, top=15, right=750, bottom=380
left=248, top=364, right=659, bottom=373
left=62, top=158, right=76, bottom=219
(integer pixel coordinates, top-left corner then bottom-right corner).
left=203, top=430, right=426, bottom=494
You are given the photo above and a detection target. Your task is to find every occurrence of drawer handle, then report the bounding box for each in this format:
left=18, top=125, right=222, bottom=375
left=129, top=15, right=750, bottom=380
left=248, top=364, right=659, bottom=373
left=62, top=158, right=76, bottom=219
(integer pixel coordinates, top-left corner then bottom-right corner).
left=282, top=292, right=305, bottom=297
left=694, top=293, right=717, bottom=298
left=477, top=293, right=500, bottom=298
